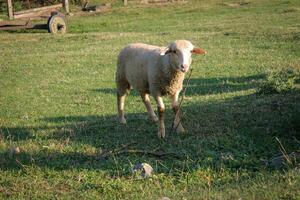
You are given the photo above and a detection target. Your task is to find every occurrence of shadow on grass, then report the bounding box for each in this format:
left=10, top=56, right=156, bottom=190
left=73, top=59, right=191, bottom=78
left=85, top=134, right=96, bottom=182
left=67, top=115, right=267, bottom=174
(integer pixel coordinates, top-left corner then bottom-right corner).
left=91, top=74, right=265, bottom=96
left=186, top=74, right=264, bottom=95
left=90, top=88, right=140, bottom=96
left=1, top=75, right=299, bottom=175
left=0, top=26, right=49, bottom=34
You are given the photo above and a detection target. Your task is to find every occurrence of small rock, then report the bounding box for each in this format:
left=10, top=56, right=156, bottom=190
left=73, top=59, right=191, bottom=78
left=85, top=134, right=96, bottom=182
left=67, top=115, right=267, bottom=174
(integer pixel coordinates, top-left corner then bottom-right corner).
left=14, top=147, right=21, bottom=154
left=266, top=151, right=300, bottom=168
left=9, top=146, right=21, bottom=157
left=132, top=163, right=153, bottom=178
left=158, top=197, right=170, bottom=200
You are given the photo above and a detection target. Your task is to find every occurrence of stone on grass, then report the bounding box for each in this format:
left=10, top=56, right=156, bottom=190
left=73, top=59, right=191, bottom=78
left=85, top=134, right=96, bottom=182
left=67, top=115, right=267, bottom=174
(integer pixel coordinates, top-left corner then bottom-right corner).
left=9, top=146, right=21, bottom=157
left=132, top=163, right=153, bottom=178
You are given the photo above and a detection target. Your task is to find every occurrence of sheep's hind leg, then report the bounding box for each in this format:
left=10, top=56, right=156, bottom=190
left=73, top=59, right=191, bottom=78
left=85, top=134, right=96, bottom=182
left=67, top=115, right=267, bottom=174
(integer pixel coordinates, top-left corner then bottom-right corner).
left=117, top=82, right=130, bottom=124
left=117, top=92, right=127, bottom=124
left=140, top=93, right=158, bottom=122
left=154, top=96, right=166, bottom=138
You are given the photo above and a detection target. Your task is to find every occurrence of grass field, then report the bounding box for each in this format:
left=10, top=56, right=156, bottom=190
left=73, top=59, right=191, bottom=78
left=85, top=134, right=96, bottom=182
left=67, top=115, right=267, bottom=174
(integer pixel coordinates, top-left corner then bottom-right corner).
left=1, top=0, right=300, bottom=199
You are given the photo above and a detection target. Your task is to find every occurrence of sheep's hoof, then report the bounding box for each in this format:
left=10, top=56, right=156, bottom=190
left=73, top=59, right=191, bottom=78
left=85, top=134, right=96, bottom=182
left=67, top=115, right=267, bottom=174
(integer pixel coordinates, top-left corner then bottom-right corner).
left=158, top=130, right=165, bottom=138
left=174, top=124, right=185, bottom=134
left=150, top=115, right=159, bottom=122
left=119, top=117, right=127, bottom=124
left=176, top=128, right=186, bottom=134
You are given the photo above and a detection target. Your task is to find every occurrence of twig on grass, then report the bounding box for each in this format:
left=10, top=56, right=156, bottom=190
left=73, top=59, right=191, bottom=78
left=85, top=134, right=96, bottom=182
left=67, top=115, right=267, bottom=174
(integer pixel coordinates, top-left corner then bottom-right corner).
left=15, top=159, right=30, bottom=174
left=111, top=149, right=181, bottom=159
left=275, top=137, right=292, bottom=165
left=170, top=68, right=193, bottom=134
left=97, top=142, right=180, bottom=159
left=97, top=142, right=137, bottom=159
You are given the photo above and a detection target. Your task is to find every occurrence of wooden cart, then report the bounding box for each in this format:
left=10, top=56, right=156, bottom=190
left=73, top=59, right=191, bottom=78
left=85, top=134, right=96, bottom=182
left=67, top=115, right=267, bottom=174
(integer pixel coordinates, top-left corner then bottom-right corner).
left=0, top=0, right=69, bottom=33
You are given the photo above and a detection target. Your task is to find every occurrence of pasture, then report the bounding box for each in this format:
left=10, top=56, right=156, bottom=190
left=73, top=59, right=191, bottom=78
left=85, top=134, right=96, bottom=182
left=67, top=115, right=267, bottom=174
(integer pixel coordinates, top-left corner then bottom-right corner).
left=0, top=0, right=300, bottom=199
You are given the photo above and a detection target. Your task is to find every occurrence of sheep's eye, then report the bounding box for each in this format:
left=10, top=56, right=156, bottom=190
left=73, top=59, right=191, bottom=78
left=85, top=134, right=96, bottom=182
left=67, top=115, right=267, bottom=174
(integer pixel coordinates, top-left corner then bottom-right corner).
left=173, top=50, right=177, bottom=54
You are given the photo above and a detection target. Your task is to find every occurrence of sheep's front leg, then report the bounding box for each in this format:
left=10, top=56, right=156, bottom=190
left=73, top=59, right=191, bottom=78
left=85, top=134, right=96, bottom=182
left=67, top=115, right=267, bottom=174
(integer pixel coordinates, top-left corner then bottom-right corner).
left=171, top=91, right=185, bottom=133
left=154, top=96, right=165, bottom=138
left=140, top=93, right=158, bottom=122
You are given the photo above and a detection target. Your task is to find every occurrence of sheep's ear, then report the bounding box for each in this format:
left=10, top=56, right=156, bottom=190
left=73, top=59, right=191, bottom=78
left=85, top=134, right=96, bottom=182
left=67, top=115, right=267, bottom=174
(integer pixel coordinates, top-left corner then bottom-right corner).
left=160, top=48, right=172, bottom=56
left=192, top=48, right=206, bottom=55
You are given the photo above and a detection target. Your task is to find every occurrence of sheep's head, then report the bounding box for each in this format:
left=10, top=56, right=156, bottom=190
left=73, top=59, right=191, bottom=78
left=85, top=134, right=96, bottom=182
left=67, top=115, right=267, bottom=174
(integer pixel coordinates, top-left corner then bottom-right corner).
left=161, top=40, right=206, bottom=73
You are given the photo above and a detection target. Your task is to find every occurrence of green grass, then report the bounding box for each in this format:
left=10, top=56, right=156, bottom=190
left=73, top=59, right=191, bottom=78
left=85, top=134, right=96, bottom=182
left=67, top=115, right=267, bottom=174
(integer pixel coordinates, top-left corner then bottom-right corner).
left=1, top=0, right=300, bottom=199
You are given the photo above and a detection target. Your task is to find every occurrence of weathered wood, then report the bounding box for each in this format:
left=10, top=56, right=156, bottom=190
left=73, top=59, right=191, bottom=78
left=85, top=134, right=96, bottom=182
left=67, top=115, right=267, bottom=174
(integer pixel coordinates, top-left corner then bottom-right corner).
left=0, top=22, right=34, bottom=30
left=124, top=0, right=128, bottom=6
left=82, top=3, right=111, bottom=13
left=125, top=0, right=187, bottom=5
left=83, top=1, right=89, bottom=9
left=0, top=19, right=30, bottom=26
left=0, top=24, right=32, bottom=30
left=14, top=4, right=63, bottom=15
left=47, top=15, right=67, bottom=34
left=0, top=22, right=49, bottom=31
left=147, top=0, right=186, bottom=3
left=26, top=0, right=31, bottom=9
left=13, top=4, right=63, bottom=19
left=7, top=0, right=13, bottom=20
left=63, top=0, right=70, bottom=14
left=14, top=9, right=57, bottom=19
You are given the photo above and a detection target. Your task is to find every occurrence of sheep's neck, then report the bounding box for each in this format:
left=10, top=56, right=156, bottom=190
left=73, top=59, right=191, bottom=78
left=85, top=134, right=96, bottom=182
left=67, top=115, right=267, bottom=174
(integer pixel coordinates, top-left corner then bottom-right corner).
left=159, top=56, right=185, bottom=96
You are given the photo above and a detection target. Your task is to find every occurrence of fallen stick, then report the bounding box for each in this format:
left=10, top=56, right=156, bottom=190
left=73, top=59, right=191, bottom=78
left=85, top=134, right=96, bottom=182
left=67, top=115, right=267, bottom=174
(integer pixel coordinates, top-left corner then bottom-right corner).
left=111, top=149, right=181, bottom=159
left=170, top=68, right=193, bottom=134
left=97, top=142, right=137, bottom=159
left=97, top=143, right=180, bottom=159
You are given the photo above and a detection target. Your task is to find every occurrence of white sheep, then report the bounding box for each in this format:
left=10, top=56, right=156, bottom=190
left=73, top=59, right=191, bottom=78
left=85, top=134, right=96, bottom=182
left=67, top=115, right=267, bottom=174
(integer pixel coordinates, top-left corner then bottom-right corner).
left=116, top=40, right=206, bottom=138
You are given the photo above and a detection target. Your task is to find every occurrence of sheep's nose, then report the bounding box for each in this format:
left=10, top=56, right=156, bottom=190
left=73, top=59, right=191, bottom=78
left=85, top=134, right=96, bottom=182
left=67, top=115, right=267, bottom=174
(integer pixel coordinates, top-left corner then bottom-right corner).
left=181, top=64, right=189, bottom=72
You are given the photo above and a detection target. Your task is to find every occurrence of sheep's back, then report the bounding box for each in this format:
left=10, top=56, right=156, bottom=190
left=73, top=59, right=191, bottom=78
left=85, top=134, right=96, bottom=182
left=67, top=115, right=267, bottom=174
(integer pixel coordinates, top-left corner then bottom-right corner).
left=117, top=43, right=162, bottom=93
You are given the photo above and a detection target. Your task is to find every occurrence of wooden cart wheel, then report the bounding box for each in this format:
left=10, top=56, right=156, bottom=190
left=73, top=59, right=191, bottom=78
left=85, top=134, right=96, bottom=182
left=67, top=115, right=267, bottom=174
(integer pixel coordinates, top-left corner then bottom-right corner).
left=47, top=15, right=67, bottom=34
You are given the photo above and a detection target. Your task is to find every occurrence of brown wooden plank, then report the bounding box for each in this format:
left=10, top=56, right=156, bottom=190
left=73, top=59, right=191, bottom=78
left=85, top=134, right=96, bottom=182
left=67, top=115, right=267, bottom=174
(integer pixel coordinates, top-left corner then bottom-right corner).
left=63, top=0, right=70, bottom=13
left=14, top=9, right=58, bottom=19
left=0, top=23, right=49, bottom=31
left=0, top=19, right=30, bottom=26
left=14, top=4, right=62, bottom=15
left=7, top=0, right=13, bottom=19
left=0, top=24, right=34, bottom=30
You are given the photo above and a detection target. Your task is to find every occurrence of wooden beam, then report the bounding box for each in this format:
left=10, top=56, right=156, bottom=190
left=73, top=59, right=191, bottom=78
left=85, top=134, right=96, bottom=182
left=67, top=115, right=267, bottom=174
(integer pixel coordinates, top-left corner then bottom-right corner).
left=63, top=0, right=70, bottom=13
left=14, top=4, right=62, bottom=15
left=0, top=21, right=34, bottom=30
left=0, top=23, right=48, bottom=31
left=0, top=19, right=30, bottom=26
left=0, top=24, right=33, bottom=30
left=7, top=0, right=13, bottom=20
left=14, top=9, right=56, bottom=19
left=124, top=0, right=127, bottom=6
